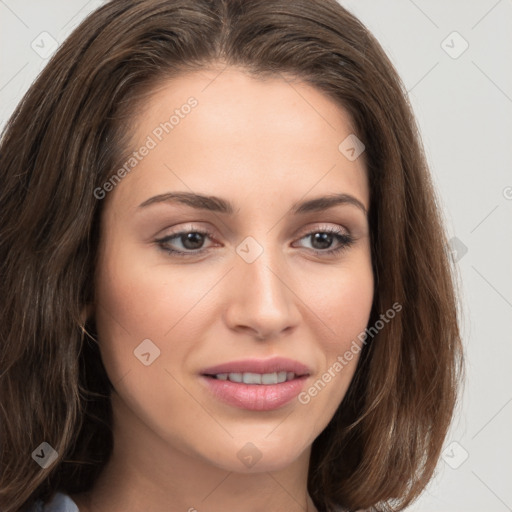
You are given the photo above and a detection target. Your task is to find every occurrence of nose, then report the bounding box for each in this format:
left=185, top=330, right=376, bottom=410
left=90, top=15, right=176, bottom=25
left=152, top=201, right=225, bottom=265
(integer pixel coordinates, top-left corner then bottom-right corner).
left=223, top=245, right=301, bottom=340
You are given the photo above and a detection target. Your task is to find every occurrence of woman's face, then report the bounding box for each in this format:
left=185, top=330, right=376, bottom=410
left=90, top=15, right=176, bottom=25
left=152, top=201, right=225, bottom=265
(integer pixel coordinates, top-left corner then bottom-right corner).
left=94, top=66, right=373, bottom=473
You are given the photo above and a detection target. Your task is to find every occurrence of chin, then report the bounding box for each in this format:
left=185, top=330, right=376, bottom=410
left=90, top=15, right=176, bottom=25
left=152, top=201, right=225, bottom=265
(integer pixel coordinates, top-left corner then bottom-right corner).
left=197, top=431, right=312, bottom=474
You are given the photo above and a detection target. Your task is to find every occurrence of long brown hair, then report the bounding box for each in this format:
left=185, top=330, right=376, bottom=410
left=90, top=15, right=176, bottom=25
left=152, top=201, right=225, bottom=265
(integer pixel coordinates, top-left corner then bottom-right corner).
left=0, top=1, right=463, bottom=511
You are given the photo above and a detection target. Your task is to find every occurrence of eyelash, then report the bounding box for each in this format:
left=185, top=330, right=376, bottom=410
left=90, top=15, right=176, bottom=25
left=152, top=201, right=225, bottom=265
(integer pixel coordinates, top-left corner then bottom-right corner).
left=155, top=226, right=355, bottom=258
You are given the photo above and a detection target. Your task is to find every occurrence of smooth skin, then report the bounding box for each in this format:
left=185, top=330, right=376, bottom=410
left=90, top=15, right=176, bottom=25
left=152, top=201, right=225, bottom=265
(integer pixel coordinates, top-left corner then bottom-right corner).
left=72, top=65, right=373, bottom=512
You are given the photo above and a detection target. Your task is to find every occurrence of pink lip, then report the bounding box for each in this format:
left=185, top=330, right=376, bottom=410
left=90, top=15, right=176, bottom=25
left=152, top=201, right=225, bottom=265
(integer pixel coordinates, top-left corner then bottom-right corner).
left=199, top=357, right=311, bottom=411
left=200, top=356, right=311, bottom=376
left=200, top=375, right=309, bottom=411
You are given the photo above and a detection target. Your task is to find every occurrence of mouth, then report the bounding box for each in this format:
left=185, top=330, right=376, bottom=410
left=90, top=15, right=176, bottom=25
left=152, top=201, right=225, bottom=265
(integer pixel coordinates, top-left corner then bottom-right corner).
left=199, top=357, right=311, bottom=411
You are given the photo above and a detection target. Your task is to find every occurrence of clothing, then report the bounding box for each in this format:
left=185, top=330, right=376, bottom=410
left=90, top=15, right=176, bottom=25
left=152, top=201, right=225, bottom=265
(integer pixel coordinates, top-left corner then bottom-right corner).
left=27, top=491, right=358, bottom=511
left=26, top=492, right=79, bottom=512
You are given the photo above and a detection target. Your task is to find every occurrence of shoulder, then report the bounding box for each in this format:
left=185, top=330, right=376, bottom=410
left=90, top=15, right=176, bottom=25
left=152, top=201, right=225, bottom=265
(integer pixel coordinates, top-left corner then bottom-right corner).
left=26, top=492, right=80, bottom=512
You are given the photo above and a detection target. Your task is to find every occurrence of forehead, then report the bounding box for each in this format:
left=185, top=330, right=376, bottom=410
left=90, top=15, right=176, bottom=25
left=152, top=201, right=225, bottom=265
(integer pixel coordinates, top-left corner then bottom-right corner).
left=108, top=66, right=369, bottom=212
left=133, top=66, right=358, bottom=146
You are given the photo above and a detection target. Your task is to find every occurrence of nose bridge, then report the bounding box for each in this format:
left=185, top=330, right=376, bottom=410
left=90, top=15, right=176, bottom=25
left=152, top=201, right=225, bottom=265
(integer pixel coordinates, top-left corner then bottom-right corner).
left=225, top=234, right=299, bottom=337
left=238, top=235, right=288, bottom=305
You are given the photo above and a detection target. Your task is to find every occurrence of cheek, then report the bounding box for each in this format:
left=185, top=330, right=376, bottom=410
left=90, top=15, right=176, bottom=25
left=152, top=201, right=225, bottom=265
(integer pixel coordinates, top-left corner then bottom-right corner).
left=303, top=256, right=374, bottom=347
left=327, top=268, right=373, bottom=376
left=95, top=240, right=213, bottom=339
left=321, top=277, right=372, bottom=326
left=294, top=257, right=373, bottom=423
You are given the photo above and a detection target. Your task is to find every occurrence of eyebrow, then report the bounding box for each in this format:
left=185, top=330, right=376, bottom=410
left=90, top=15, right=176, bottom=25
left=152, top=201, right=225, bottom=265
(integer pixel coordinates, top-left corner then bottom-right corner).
left=138, top=191, right=367, bottom=215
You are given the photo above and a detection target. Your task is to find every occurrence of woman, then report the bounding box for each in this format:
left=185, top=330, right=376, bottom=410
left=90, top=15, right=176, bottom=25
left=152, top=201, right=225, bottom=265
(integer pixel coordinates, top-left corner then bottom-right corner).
left=0, top=1, right=463, bottom=511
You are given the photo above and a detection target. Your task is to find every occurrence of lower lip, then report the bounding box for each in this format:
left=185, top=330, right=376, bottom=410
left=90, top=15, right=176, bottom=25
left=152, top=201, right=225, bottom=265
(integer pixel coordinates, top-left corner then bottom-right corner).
left=200, top=375, right=308, bottom=411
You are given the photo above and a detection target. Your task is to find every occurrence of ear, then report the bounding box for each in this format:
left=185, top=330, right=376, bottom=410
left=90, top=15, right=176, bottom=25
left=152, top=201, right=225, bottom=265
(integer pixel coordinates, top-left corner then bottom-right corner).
left=80, top=303, right=95, bottom=325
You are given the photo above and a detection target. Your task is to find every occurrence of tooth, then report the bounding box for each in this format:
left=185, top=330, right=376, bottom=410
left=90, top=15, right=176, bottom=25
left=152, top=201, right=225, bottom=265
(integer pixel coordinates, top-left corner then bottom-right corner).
left=261, top=372, right=278, bottom=384
left=220, top=371, right=297, bottom=384
left=242, top=372, right=262, bottom=384
left=229, top=372, right=243, bottom=383
left=277, top=371, right=287, bottom=383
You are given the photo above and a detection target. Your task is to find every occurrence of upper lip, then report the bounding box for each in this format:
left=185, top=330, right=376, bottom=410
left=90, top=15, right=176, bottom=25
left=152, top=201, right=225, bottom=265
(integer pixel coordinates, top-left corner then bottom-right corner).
left=200, top=356, right=311, bottom=377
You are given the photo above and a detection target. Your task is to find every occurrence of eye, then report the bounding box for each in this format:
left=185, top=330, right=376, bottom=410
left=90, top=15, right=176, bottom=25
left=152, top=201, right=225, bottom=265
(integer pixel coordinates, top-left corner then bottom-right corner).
left=294, top=226, right=355, bottom=256
left=154, top=225, right=355, bottom=258
left=155, top=228, right=216, bottom=257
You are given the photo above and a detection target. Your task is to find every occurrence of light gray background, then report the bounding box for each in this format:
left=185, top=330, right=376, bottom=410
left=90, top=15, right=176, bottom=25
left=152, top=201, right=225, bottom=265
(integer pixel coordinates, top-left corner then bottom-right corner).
left=1, top=1, right=511, bottom=511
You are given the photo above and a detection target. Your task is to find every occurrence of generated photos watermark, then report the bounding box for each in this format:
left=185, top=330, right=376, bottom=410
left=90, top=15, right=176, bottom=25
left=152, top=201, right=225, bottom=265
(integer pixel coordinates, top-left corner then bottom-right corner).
left=94, top=96, right=198, bottom=199
left=298, top=301, right=402, bottom=404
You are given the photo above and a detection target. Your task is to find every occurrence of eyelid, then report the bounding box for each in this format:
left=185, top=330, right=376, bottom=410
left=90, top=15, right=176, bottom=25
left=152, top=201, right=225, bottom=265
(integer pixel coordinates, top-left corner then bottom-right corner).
left=156, top=223, right=216, bottom=238
left=295, top=222, right=351, bottom=238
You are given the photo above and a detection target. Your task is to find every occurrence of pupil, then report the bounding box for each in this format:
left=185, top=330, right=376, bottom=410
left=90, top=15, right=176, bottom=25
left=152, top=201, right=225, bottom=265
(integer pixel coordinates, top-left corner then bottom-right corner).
left=312, top=233, right=332, bottom=250
left=182, top=232, right=204, bottom=250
